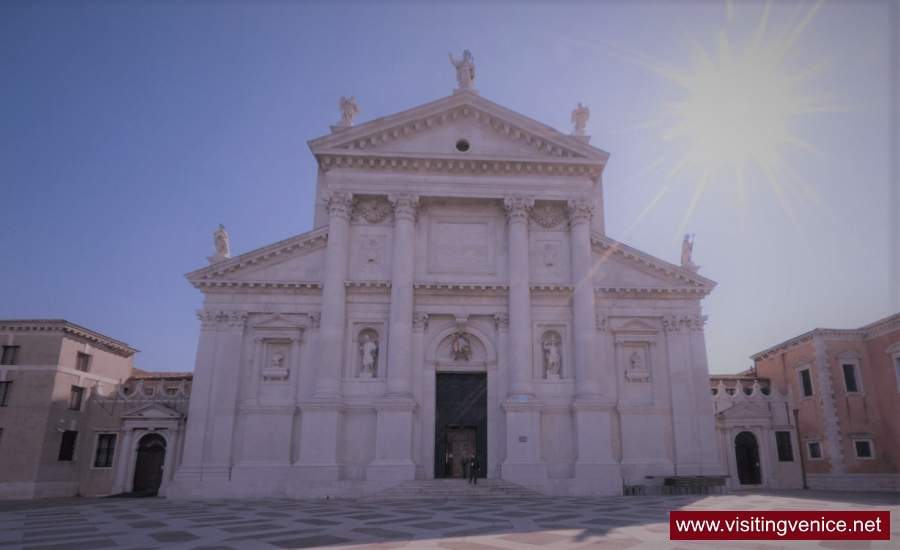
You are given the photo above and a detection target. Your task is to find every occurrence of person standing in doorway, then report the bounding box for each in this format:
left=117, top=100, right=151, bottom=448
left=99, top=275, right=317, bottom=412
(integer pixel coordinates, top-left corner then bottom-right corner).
left=468, top=452, right=479, bottom=485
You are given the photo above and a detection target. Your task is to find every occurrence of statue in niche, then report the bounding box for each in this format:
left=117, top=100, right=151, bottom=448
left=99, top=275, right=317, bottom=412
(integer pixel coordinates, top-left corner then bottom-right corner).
left=571, top=103, right=590, bottom=135
left=213, top=224, right=230, bottom=258
left=359, top=334, right=378, bottom=375
left=681, top=233, right=695, bottom=266
left=339, top=96, right=360, bottom=127
left=451, top=333, right=472, bottom=361
left=625, top=349, right=651, bottom=383
left=449, top=50, right=476, bottom=89
left=543, top=334, right=561, bottom=376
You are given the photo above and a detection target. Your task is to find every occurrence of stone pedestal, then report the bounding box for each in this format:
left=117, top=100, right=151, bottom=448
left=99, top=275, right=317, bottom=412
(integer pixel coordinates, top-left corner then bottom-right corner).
left=367, top=398, right=420, bottom=480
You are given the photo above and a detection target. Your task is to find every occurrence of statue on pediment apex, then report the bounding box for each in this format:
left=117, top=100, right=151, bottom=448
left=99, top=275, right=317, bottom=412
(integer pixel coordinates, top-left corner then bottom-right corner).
left=450, top=50, right=476, bottom=90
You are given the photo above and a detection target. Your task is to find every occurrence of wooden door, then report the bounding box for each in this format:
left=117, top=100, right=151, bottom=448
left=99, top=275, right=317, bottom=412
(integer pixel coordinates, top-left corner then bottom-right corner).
left=446, top=427, right=476, bottom=478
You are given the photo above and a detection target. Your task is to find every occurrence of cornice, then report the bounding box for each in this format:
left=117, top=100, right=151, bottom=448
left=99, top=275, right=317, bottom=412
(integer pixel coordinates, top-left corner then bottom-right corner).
left=751, top=314, right=900, bottom=361
left=316, top=153, right=602, bottom=182
left=595, top=286, right=712, bottom=298
left=0, top=319, right=138, bottom=356
left=191, top=281, right=323, bottom=291
left=412, top=283, right=509, bottom=292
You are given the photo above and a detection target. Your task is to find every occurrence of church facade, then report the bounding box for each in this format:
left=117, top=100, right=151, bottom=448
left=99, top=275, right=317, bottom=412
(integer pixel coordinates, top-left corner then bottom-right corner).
left=169, top=60, right=725, bottom=498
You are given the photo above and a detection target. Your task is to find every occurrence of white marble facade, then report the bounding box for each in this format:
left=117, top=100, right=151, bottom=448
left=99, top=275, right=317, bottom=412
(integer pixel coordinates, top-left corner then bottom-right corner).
left=169, top=79, right=725, bottom=498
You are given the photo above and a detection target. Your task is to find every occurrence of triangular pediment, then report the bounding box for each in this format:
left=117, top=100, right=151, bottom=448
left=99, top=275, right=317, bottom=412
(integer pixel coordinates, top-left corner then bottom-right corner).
left=186, top=227, right=328, bottom=288
left=590, top=234, right=716, bottom=296
left=717, top=401, right=773, bottom=420
left=122, top=403, right=183, bottom=420
left=615, top=318, right=659, bottom=333
left=309, top=92, right=609, bottom=165
left=253, top=313, right=303, bottom=330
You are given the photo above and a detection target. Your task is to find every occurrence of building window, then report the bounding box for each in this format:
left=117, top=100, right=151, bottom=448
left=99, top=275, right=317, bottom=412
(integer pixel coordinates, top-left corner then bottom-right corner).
left=775, top=431, right=794, bottom=462
left=94, top=433, right=117, bottom=467
left=0, top=381, right=11, bottom=406
left=799, top=369, right=813, bottom=397
left=806, top=441, right=823, bottom=460
left=852, top=439, right=874, bottom=460
left=75, top=352, right=91, bottom=372
left=0, top=427, right=4, bottom=445
left=893, top=356, right=900, bottom=391
left=69, top=386, right=85, bottom=411
left=58, top=430, right=78, bottom=461
left=841, top=363, right=861, bottom=393
left=1, top=346, right=19, bottom=365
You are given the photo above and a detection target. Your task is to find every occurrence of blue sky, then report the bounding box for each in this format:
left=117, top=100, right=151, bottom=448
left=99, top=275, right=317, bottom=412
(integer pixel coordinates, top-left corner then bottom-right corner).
left=1, top=0, right=896, bottom=373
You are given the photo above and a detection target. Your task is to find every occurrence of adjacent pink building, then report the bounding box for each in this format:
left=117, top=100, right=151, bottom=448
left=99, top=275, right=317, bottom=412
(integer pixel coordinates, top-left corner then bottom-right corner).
left=751, top=313, right=900, bottom=491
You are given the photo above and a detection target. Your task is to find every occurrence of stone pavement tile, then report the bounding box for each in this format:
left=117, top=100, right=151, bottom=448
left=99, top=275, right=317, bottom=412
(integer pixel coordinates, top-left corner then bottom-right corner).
left=817, top=542, right=871, bottom=550
left=342, top=542, right=408, bottom=550
left=149, top=530, right=200, bottom=543
left=570, top=536, right=643, bottom=550
left=499, top=532, right=570, bottom=546
left=352, top=526, right=416, bottom=540
left=443, top=524, right=514, bottom=538
left=267, top=533, right=353, bottom=548
left=404, top=520, right=466, bottom=530
left=22, top=538, right=119, bottom=550
left=129, top=520, right=167, bottom=528
left=224, top=528, right=325, bottom=542
left=440, top=540, right=511, bottom=550
left=295, top=517, right=342, bottom=526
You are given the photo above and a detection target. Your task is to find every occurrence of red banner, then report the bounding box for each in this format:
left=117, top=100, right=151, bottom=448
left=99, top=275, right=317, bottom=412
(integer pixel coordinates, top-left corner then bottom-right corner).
left=670, top=511, right=890, bottom=540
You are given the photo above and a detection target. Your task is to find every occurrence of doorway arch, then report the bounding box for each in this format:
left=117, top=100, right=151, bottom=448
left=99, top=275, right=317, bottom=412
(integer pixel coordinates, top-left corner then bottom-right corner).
left=132, top=433, right=166, bottom=494
left=734, top=431, right=762, bottom=485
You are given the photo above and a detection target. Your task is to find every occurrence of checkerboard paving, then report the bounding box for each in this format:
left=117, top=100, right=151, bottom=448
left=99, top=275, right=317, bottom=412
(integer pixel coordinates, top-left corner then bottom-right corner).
left=0, top=490, right=896, bottom=550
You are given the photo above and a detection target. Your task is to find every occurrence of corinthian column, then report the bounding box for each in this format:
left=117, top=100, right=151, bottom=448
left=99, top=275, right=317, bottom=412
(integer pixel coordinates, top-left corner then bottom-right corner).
left=312, top=190, right=354, bottom=399
left=567, top=197, right=600, bottom=396
left=293, top=190, right=352, bottom=489
left=567, top=197, right=621, bottom=494
left=368, top=193, right=420, bottom=482
left=500, top=196, right=545, bottom=484
left=385, top=193, right=418, bottom=397
left=503, top=196, right=535, bottom=397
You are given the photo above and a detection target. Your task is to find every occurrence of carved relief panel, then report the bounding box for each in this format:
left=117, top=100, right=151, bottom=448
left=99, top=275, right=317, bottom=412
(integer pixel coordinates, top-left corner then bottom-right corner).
left=427, top=216, right=496, bottom=275
left=351, top=228, right=391, bottom=281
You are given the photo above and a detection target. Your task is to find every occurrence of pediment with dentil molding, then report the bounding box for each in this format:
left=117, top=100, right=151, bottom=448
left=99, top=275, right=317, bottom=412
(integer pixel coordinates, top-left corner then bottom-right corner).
left=590, top=235, right=715, bottom=293
left=716, top=401, right=774, bottom=420
left=309, top=93, right=608, bottom=163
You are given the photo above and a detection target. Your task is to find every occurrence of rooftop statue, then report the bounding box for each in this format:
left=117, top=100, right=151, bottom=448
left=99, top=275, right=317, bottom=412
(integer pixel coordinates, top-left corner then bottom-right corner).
left=449, top=50, right=476, bottom=90
left=571, top=103, right=590, bottom=136
left=213, top=224, right=230, bottom=259
left=338, top=96, right=360, bottom=127
left=681, top=233, right=696, bottom=269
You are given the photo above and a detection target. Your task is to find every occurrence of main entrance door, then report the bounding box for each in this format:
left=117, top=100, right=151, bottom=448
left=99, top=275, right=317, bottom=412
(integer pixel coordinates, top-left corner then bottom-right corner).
left=734, top=431, right=762, bottom=485
left=132, top=433, right=166, bottom=494
left=435, top=373, right=486, bottom=478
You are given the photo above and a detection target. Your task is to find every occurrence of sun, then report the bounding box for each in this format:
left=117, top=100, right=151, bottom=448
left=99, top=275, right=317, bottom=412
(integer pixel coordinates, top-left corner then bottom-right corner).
left=615, top=0, right=833, bottom=236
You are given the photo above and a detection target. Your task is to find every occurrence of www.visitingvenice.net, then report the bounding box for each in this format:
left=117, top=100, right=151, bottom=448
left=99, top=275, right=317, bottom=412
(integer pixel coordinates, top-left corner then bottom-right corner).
left=669, top=511, right=889, bottom=540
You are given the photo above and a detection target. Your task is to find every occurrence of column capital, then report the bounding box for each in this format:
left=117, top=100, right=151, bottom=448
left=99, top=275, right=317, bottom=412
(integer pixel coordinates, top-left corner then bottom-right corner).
left=196, top=309, right=221, bottom=329
left=567, top=197, right=594, bottom=225
left=307, top=312, right=321, bottom=330
left=503, top=196, right=534, bottom=224
left=388, top=193, right=420, bottom=222
left=323, top=190, right=355, bottom=221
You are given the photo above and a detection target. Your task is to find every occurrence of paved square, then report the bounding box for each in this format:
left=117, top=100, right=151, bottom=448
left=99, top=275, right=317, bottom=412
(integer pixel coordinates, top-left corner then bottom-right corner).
left=0, top=490, right=895, bottom=549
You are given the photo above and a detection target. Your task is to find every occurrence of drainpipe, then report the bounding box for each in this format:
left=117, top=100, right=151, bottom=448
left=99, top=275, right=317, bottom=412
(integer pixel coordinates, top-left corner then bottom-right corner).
left=793, top=408, right=808, bottom=489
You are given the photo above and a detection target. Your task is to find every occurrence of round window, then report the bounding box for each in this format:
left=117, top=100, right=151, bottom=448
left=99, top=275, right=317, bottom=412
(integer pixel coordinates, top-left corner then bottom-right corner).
left=455, top=139, right=470, bottom=152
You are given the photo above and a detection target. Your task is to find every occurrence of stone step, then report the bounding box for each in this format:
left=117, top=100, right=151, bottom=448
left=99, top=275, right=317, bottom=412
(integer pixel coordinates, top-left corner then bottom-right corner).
left=365, top=479, right=545, bottom=500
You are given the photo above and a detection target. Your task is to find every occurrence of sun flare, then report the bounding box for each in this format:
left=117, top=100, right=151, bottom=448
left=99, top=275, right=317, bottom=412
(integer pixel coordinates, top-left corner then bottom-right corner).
left=616, top=0, right=834, bottom=237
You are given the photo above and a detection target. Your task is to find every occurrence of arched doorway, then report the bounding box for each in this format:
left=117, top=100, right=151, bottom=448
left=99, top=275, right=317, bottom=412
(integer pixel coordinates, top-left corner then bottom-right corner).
left=734, top=431, right=762, bottom=485
left=132, top=433, right=166, bottom=494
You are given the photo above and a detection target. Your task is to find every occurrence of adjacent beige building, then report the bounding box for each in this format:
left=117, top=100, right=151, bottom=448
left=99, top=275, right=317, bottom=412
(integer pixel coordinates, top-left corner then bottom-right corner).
left=0, top=320, right=190, bottom=499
